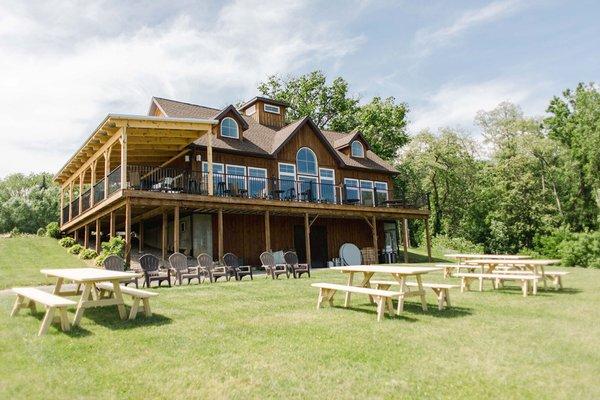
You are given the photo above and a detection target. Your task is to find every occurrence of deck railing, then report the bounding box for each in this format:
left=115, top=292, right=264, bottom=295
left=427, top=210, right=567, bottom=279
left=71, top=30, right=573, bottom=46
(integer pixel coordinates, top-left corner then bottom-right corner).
left=61, top=205, right=69, bottom=225
left=93, top=178, right=105, bottom=203
left=81, top=189, right=91, bottom=212
left=107, top=166, right=121, bottom=195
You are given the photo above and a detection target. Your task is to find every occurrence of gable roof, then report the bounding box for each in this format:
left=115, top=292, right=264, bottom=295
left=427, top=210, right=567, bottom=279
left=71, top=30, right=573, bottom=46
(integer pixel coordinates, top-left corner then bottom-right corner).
left=151, top=97, right=396, bottom=173
left=333, top=129, right=370, bottom=151
left=213, top=105, right=249, bottom=130
left=239, top=96, right=289, bottom=111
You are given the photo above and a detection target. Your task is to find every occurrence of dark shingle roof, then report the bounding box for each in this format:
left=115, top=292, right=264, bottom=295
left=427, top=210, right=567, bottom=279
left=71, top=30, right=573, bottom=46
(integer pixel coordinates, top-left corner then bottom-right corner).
left=152, top=97, right=396, bottom=173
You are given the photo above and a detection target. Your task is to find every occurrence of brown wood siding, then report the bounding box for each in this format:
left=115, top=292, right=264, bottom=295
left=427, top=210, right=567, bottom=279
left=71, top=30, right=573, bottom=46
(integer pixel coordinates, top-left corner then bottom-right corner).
left=256, top=100, right=285, bottom=129
left=277, top=124, right=337, bottom=168
left=212, top=214, right=385, bottom=265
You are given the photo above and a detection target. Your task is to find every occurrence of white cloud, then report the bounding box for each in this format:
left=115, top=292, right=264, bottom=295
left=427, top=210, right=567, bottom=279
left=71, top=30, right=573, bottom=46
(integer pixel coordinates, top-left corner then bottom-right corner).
left=0, top=0, right=364, bottom=177
left=413, top=0, right=523, bottom=57
left=409, top=78, right=543, bottom=133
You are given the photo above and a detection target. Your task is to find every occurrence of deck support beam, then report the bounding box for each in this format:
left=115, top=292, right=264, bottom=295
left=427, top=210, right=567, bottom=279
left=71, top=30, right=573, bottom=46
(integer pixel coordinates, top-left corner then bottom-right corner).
left=264, top=211, right=271, bottom=252
left=68, top=182, right=74, bottom=221
left=103, top=148, right=111, bottom=200
left=124, top=201, right=131, bottom=265
left=304, top=213, right=311, bottom=266
left=425, top=218, right=432, bottom=262
left=402, top=219, right=409, bottom=263
left=371, top=216, right=378, bottom=255
left=90, top=159, right=98, bottom=206
left=78, top=172, right=84, bottom=214
left=161, top=211, right=168, bottom=261
left=217, top=208, right=223, bottom=260
left=109, top=211, right=116, bottom=238
left=120, top=127, right=128, bottom=190
left=83, top=224, right=89, bottom=249
left=173, top=206, right=180, bottom=254
left=207, top=130, right=214, bottom=196
left=138, top=222, right=144, bottom=253
left=95, top=219, right=101, bottom=253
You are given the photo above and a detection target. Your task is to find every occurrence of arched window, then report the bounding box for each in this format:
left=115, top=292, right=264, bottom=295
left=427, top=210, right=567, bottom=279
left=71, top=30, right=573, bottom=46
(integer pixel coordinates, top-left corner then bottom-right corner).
left=351, top=140, right=364, bottom=158
left=220, top=117, right=239, bottom=138
left=296, top=147, right=318, bottom=175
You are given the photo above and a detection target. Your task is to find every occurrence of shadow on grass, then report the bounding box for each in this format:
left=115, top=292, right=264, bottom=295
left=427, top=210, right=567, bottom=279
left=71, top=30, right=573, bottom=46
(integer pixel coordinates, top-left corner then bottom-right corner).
left=407, top=251, right=447, bottom=263
left=492, top=286, right=582, bottom=297
left=331, top=301, right=472, bottom=321
left=79, top=306, right=172, bottom=331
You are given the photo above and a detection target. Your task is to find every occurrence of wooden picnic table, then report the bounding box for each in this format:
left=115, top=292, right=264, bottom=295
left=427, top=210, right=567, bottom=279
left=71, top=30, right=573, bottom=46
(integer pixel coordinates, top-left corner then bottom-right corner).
left=464, top=259, right=561, bottom=288
left=330, top=265, right=442, bottom=312
left=40, top=268, right=142, bottom=327
left=445, top=253, right=531, bottom=263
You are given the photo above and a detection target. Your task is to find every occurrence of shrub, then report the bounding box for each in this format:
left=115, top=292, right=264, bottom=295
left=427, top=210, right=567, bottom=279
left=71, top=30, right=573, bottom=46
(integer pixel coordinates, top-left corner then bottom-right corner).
left=67, top=244, right=83, bottom=255
left=37, top=227, right=46, bottom=236
left=95, top=236, right=126, bottom=267
left=431, top=234, right=484, bottom=254
left=79, top=249, right=98, bottom=260
left=45, top=222, right=61, bottom=239
left=59, top=237, right=76, bottom=248
left=8, top=227, right=21, bottom=237
left=558, top=230, right=600, bottom=268
left=533, top=227, right=575, bottom=259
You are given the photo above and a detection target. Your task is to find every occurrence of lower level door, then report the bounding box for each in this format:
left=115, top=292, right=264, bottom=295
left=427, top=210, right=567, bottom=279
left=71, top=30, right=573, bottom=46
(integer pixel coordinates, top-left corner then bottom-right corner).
left=293, top=225, right=328, bottom=268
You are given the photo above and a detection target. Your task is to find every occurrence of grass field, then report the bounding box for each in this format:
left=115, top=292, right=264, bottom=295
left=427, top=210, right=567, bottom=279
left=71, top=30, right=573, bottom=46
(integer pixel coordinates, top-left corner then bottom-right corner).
left=0, top=236, right=598, bottom=399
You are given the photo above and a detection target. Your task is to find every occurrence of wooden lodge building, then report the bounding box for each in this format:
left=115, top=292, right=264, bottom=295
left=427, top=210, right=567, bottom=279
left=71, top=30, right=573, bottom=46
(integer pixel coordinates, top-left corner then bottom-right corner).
left=54, top=96, right=431, bottom=266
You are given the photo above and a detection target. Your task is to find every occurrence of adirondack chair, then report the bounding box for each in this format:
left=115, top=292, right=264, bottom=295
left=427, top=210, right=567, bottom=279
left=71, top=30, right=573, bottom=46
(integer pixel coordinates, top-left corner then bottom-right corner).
left=222, top=253, right=253, bottom=281
left=260, top=251, right=289, bottom=279
left=284, top=251, right=310, bottom=278
left=196, top=253, right=228, bottom=282
left=139, top=254, right=171, bottom=288
left=102, top=255, right=138, bottom=288
left=169, top=252, right=202, bottom=285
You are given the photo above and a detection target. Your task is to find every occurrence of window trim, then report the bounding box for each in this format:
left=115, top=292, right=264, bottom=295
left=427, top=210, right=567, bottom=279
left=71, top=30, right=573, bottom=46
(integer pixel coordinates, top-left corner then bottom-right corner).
left=248, top=167, right=268, bottom=197
left=278, top=162, right=296, bottom=179
left=374, top=181, right=389, bottom=202
left=263, top=104, right=281, bottom=114
left=220, top=117, right=239, bottom=139
left=351, top=140, right=365, bottom=158
left=225, top=164, right=247, bottom=190
left=319, top=168, right=336, bottom=203
left=201, top=162, right=224, bottom=174
left=296, top=147, right=318, bottom=176
left=360, top=179, right=374, bottom=206
left=344, top=178, right=360, bottom=202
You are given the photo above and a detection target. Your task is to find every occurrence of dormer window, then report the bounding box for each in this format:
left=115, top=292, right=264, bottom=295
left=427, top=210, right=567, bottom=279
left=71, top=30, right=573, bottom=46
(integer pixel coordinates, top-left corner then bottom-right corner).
left=220, top=117, right=239, bottom=139
left=264, top=104, right=280, bottom=114
left=351, top=140, right=365, bottom=158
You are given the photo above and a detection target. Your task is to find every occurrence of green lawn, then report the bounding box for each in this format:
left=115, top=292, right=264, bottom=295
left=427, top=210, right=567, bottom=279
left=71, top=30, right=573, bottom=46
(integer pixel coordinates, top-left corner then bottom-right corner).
left=0, top=236, right=92, bottom=289
left=0, top=237, right=599, bottom=399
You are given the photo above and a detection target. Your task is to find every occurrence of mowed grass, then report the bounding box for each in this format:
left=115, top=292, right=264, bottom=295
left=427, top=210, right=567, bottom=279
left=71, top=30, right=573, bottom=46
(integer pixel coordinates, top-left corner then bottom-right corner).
left=0, top=237, right=599, bottom=399
left=0, top=236, right=91, bottom=289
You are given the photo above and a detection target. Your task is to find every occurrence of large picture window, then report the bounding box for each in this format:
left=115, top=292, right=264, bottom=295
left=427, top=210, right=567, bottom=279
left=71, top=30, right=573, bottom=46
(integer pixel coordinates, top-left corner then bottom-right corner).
left=248, top=167, right=267, bottom=198
left=278, top=163, right=296, bottom=199
left=374, top=181, right=388, bottom=205
left=296, top=147, right=317, bottom=175
left=202, top=162, right=224, bottom=193
left=220, top=117, right=239, bottom=138
left=344, top=178, right=360, bottom=203
left=319, top=168, right=335, bottom=203
left=360, top=180, right=374, bottom=206
left=225, top=164, right=246, bottom=194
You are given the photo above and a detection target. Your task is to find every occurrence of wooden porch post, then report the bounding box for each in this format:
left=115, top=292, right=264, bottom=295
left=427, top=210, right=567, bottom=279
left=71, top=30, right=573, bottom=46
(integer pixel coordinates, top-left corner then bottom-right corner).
left=402, top=219, right=409, bottom=263
left=207, top=129, right=214, bottom=196
left=90, top=159, right=98, bottom=206
left=68, top=182, right=74, bottom=220
left=371, top=215, right=378, bottom=254
left=138, top=222, right=144, bottom=253
left=264, top=211, right=271, bottom=252
left=425, top=218, right=432, bottom=262
left=124, top=201, right=131, bottom=265
left=304, top=213, right=311, bottom=266
left=60, top=187, right=64, bottom=225
left=95, top=219, right=101, bottom=253
left=83, top=224, right=89, bottom=249
left=161, top=211, right=168, bottom=261
left=74, top=228, right=79, bottom=243
left=120, top=127, right=128, bottom=189
left=109, top=211, right=116, bottom=238
left=173, top=206, right=180, bottom=253
left=103, top=148, right=111, bottom=199
left=217, top=209, right=223, bottom=260
left=78, top=172, right=84, bottom=213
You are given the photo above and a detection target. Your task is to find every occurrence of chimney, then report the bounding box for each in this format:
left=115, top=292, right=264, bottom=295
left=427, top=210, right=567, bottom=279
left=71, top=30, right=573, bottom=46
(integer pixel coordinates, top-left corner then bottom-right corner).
left=239, top=96, right=288, bottom=129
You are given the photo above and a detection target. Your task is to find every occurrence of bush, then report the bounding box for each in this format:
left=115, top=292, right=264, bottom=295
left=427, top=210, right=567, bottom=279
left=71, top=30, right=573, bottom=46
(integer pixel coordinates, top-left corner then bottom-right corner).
left=95, top=236, right=126, bottom=267
left=45, top=222, right=61, bottom=239
left=59, top=237, right=76, bottom=248
left=431, top=234, right=484, bottom=254
left=8, top=227, right=20, bottom=237
left=558, top=231, right=600, bottom=268
left=36, top=227, right=46, bottom=236
left=67, top=244, right=83, bottom=255
left=534, top=227, right=575, bottom=259
left=79, top=249, right=98, bottom=260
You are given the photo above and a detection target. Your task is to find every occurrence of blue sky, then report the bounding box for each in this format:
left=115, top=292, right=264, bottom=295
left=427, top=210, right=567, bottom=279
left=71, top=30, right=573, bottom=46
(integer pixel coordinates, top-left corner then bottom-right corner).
left=0, top=0, right=598, bottom=176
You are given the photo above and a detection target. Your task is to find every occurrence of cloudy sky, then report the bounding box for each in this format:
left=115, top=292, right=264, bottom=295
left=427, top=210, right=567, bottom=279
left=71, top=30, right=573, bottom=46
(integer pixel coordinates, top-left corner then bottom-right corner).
left=0, top=0, right=598, bottom=177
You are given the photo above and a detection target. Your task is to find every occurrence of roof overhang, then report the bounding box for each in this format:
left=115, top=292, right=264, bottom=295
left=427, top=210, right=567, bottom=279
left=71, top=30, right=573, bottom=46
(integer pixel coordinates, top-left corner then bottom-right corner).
left=54, top=114, right=218, bottom=186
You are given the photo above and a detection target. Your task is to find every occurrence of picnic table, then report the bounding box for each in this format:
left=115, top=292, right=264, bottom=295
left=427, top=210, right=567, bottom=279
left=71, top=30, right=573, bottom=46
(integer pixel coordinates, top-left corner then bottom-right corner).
left=445, top=253, right=531, bottom=263
left=330, top=265, right=442, bottom=312
left=464, top=259, right=561, bottom=288
left=40, top=268, right=141, bottom=327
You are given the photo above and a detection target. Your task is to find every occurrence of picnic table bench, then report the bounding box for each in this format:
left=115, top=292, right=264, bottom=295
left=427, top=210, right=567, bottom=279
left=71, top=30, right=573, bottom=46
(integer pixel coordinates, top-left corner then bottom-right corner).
left=491, top=269, right=569, bottom=290
left=96, top=283, right=158, bottom=320
left=371, top=280, right=458, bottom=310
left=311, top=283, right=399, bottom=322
left=454, top=272, right=540, bottom=297
left=11, top=287, right=76, bottom=336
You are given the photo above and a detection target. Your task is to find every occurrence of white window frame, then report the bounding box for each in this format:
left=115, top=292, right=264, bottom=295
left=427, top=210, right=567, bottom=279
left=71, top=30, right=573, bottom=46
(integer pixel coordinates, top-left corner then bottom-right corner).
left=319, top=168, right=336, bottom=203
left=296, top=147, right=318, bottom=176
left=278, top=162, right=296, bottom=179
left=344, top=178, right=360, bottom=202
left=245, top=105, right=256, bottom=116
left=351, top=140, right=365, bottom=158
left=202, top=162, right=224, bottom=174
left=248, top=167, right=268, bottom=197
left=220, top=117, right=239, bottom=139
left=298, top=175, right=319, bottom=201
left=264, top=104, right=281, bottom=114
left=360, top=180, right=374, bottom=206
left=225, top=164, right=247, bottom=190
left=374, top=181, right=389, bottom=202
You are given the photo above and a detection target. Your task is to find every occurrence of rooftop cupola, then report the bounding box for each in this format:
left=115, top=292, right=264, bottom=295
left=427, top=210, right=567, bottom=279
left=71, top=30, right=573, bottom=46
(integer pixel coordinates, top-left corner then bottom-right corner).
left=239, top=96, right=288, bottom=129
